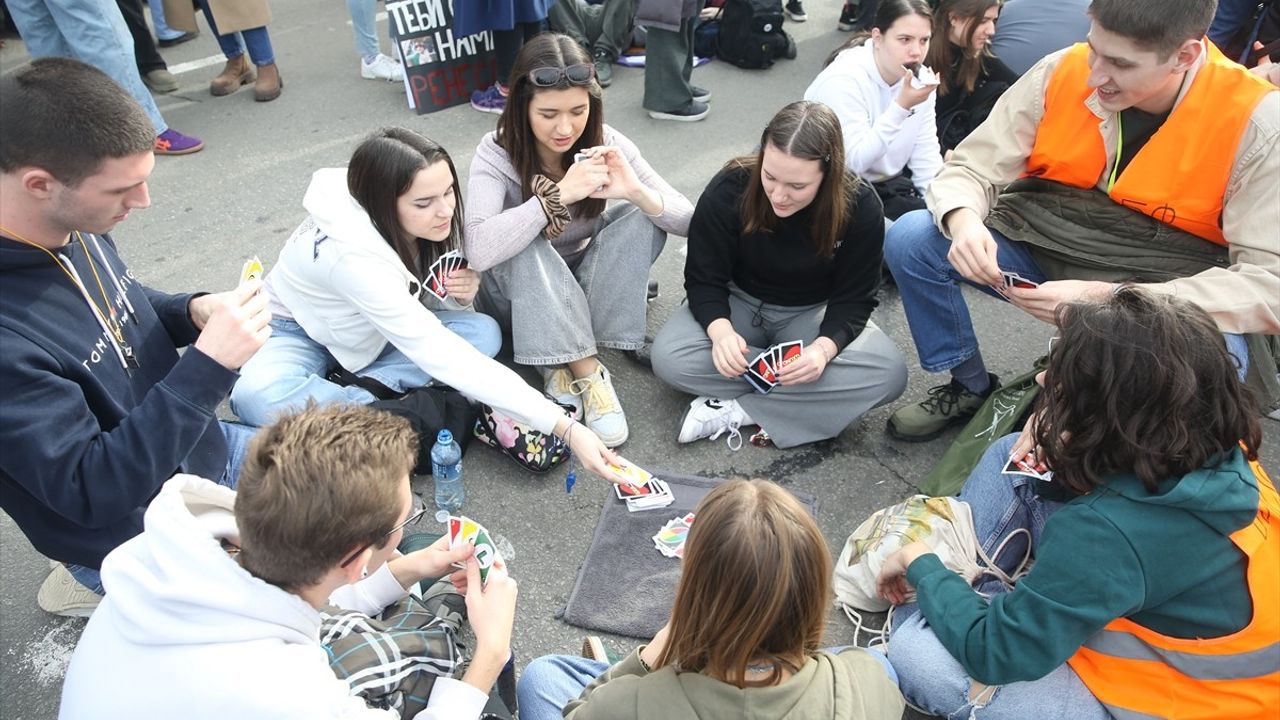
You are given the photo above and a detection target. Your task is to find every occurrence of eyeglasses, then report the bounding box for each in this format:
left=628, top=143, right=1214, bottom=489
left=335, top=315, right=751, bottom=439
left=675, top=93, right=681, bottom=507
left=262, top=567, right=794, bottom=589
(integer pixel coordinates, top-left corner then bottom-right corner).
left=340, top=494, right=428, bottom=568
left=528, top=63, right=595, bottom=87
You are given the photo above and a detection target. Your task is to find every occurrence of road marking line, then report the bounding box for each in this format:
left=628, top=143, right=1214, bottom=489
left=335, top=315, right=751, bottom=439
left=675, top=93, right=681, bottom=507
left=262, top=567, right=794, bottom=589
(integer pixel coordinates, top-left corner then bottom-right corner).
left=168, top=54, right=226, bottom=75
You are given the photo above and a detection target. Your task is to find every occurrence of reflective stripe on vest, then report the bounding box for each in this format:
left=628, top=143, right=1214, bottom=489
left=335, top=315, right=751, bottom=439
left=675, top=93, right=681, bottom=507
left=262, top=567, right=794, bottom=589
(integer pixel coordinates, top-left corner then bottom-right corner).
left=1068, top=460, right=1280, bottom=720
left=1025, top=42, right=1274, bottom=246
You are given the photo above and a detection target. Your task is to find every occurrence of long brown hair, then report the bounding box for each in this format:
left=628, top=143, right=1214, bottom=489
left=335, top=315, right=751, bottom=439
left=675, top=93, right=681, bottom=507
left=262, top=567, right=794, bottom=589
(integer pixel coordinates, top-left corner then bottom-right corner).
left=824, top=0, right=933, bottom=67
left=496, top=32, right=606, bottom=221
left=727, top=101, right=856, bottom=259
left=346, top=127, right=463, bottom=281
left=656, top=479, right=831, bottom=687
left=1034, top=287, right=1261, bottom=496
left=926, top=0, right=1000, bottom=95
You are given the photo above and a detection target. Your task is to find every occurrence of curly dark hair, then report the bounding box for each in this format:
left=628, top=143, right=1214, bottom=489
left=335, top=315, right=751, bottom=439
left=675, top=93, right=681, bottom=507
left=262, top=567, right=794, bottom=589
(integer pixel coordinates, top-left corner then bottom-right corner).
left=1034, top=286, right=1261, bottom=495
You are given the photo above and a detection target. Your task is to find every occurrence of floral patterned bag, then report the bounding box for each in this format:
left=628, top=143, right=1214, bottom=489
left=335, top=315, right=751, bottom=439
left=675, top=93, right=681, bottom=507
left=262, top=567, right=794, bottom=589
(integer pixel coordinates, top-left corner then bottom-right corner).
left=473, top=396, right=580, bottom=473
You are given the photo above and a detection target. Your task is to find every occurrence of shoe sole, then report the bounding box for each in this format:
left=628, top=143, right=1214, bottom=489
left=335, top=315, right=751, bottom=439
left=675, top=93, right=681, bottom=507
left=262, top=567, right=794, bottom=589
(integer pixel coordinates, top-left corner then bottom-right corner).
left=885, top=412, right=975, bottom=443
left=837, top=21, right=855, bottom=31
left=647, top=108, right=709, bottom=122
left=154, top=142, right=205, bottom=156
left=471, top=103, right=505, bottom=114
left=787, top=11, right=808, bottom=21
left=210, top=73, right=254, bottom=97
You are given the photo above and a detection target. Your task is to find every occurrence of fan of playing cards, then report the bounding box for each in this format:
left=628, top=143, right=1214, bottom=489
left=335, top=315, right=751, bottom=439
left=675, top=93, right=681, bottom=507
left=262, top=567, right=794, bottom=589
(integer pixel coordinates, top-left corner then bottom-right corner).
left=1002, top=452, right=1053, bottom=483
left=611, top=458, right=674, bottom=512
left=743, top=340, right=804, bottom=394
left=426, top=250, right=469, bottom=301
left=992, top=269, right=1040, bottom=299
left=652, top=512, right=695, bottom=559
left=446, top=515, right=503, bottom=587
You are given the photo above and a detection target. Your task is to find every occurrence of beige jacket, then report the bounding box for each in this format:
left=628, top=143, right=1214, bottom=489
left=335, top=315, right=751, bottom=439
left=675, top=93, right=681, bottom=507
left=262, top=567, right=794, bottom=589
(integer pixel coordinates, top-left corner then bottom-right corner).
left=161, top=0, right=271, bottom=35
left=927, top=43, right=1280, bottom=334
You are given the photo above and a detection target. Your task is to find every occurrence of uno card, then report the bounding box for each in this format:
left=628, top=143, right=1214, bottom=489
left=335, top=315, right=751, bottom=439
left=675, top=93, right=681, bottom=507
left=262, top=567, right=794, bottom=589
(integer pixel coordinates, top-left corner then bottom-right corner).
left=747, top=350, right=779, bottom=388
left=1002, top=453, right=1052, bottom=481
left=240, top=256, right=263, bottom=284
left=609, top=458, right=654, bottom=491
left=775, top=341, right=804, bottom=370
left=470, top=526, right=501, bottom=587
left=744, top=369, right=774, bottom=394
left=1002, top=271, right=1040, bottom=290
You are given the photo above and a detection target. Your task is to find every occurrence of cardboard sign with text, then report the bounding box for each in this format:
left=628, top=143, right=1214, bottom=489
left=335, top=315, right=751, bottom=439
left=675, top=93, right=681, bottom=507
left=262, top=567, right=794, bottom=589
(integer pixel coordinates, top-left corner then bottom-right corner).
left=387, top=0, right=498, bottom=114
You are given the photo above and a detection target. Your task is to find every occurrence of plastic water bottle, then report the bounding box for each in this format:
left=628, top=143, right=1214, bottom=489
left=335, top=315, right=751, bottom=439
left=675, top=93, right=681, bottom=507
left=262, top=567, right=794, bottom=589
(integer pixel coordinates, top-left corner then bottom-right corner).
left=431, top=429, right=464, bottom=516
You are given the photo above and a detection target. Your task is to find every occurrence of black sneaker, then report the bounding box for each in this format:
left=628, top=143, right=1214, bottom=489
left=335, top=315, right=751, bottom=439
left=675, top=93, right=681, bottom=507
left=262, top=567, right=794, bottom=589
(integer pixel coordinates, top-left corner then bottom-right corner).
left=690, top=85, right=711, bottom=102
left=647, top=279, right=659, bottom=303
left=838, top=2, right=858, bottom=31
left=886, top=373, right=1001, bottom=442
left=592, top=48, right=614, bottom=87
left=785, top=0, right=808, bottom=21
left=648, top=99, right=710, bottom=122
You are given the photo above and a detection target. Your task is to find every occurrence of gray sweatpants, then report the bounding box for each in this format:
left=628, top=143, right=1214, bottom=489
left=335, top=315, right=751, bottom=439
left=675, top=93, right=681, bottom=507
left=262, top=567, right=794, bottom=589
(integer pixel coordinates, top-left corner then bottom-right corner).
left=652, top=286, right=908, bottom=448
left=547, top=0, right=635, bottom=60
left=476, top=203, right=666, bottom=366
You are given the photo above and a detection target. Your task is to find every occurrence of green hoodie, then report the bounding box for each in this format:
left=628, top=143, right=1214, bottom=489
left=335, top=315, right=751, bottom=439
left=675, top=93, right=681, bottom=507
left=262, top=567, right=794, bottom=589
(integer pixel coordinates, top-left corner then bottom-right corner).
left=563, top=647, right=904, bottom=720
left=907, top=448, right=1262, bottom=686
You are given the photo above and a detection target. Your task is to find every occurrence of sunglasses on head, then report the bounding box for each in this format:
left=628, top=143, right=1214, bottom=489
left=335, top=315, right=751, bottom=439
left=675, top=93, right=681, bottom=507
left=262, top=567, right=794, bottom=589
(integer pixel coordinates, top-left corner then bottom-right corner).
left=340, top=494, right=428, bottom=568
left=528, top=63, right=595, bottom=88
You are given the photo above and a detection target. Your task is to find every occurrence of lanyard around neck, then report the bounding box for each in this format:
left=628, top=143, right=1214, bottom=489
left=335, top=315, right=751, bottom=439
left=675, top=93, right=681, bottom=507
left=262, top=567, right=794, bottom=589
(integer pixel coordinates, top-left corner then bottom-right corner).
left=1106, top=110, right=1125, bottom=194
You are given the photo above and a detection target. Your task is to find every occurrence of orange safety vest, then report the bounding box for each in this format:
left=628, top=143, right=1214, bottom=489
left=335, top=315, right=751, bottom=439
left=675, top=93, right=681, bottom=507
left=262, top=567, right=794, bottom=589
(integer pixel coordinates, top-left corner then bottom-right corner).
left=1067, top=459, right=1280, bottom=719
left=1025, top=42, right=1274, bottom=246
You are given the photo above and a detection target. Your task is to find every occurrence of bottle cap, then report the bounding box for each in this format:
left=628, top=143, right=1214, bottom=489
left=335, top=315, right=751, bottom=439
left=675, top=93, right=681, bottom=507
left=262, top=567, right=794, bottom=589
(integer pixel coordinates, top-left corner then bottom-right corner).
left=435, top=509, right=450, bottom=524
left=436, top=429, right=453, bottom=445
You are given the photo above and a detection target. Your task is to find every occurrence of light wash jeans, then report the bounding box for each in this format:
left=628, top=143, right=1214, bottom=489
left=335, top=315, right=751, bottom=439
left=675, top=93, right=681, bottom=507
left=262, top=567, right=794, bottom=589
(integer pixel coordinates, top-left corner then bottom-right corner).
left=195, top=0, right=274, bottom=65
left=66, top=421, right=257, bottom=594
left=516, top=648, right=898, bottom=720
left=475, top=203, right=665, bottom=366
left=230, top=314, right=501, bottom=427
left=886, top=434, right=1110, bottom=719
left=6, top=0, right=168, bottom=133
left=346, top=0, right=385, bottom=59
left=884, top=209, right=1252, bottom=380
left=146, top=0, right=183, bottom=41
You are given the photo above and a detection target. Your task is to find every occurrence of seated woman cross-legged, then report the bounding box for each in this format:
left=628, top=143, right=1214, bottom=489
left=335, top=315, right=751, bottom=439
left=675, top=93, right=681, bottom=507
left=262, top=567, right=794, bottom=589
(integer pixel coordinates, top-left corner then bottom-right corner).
left=465, top=32, right=693, bottom=448
left=651, top=101, right=908, bottom=450
left=230, top=127, right=619, bottom=483
left=515, top=478, right=907, bottom=720
left=878, top=288, right=1279, bottom=720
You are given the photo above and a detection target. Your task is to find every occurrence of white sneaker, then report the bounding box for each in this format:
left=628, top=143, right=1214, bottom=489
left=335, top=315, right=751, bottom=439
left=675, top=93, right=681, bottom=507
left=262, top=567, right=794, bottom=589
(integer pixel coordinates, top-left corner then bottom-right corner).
left=361, top=54, right=404, bottom=82
left=571, top=364, right=629, bottom=447
left=678, top=396, right=753, bottom=450
left=544, top=367, right=583, bottom=415
left=37, top=564, right=101, bottom=618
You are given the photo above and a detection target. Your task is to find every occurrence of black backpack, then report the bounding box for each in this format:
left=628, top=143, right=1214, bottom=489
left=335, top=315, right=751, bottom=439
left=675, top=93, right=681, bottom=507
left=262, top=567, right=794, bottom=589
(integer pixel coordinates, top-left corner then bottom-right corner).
left=716, top=0, right=792, bottom=69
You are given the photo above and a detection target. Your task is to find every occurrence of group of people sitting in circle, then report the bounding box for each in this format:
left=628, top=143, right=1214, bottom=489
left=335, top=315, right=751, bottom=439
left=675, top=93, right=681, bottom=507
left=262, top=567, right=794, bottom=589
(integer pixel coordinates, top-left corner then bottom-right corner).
left=0, top=0, right=1277, bottom=717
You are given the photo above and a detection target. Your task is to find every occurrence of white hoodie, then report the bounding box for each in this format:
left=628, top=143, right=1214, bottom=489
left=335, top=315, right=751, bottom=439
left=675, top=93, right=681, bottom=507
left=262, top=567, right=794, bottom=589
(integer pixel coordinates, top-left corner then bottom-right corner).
left=59, top=475, right=487, bottom=720
left=264, top=168, right=561, bottom=434
left=805, top=40, right=943, bottom=194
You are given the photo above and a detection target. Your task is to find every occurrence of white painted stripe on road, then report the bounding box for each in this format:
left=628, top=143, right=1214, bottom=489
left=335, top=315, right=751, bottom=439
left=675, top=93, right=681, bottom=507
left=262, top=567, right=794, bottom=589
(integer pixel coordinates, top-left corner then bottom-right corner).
left=168, top=54, right=226, bottom=75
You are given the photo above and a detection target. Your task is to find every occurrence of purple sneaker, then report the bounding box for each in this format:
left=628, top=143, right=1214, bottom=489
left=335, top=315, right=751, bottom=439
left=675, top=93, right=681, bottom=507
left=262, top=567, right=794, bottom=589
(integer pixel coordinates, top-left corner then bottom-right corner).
left=154, top=129, right=204, bottom=156
left=470, top=83, right=506, bottom=114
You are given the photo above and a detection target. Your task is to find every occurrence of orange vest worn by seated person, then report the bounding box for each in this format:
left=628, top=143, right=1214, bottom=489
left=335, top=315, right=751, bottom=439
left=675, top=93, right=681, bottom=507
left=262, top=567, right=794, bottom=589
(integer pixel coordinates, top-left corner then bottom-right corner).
left=1025, top=41, right=1273, bottom=246
left=1068, top=460, right=1280, bottom=720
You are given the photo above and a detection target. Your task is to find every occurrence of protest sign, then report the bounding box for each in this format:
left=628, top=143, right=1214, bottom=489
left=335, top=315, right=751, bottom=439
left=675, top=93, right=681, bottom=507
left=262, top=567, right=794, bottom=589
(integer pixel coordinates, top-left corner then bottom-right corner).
left=387, top=0, right=498, bottom=113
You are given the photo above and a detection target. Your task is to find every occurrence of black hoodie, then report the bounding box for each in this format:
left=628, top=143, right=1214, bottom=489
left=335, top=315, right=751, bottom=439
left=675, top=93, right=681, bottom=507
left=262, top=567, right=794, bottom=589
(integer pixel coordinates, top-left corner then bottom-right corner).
left=0, top=232, right=235, bottom=569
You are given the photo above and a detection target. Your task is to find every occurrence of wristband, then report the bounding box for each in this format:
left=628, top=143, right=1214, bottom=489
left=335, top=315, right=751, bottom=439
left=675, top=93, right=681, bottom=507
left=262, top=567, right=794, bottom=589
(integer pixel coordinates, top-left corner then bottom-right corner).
left=531, top=175, right=572, bottom=239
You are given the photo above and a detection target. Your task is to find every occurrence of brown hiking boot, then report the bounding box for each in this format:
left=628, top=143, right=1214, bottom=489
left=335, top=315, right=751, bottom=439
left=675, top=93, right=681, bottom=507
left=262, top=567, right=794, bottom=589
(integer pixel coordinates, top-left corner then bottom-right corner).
left=253, top=62, right=283, bottom=102
left=210, top=55, right=254, bottom=96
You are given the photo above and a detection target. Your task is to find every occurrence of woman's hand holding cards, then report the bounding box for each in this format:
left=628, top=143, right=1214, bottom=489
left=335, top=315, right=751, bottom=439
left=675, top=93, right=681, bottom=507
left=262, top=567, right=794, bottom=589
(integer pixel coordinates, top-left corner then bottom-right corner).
left=590, top=146, right=664, bottom=215
left=708, top=319, right=749, bottom=378
left=778, top=339, right=836, bottom=385
left=558, top=153, right=611, bottom=205
left=558, top=418, right=622, bottom=484
left=442, top=266, right=481, bottom=306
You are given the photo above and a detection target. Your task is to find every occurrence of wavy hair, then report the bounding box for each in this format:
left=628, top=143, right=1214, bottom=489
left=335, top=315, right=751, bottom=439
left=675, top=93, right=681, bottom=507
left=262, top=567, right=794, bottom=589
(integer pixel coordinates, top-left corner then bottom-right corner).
left=1034, top=287, right=1261, bottom=495
left=496, top=32, right=606, bottom=221
left=926, top=0, right=1001, bottom=96
left=655, top=479, right=831, bottom=687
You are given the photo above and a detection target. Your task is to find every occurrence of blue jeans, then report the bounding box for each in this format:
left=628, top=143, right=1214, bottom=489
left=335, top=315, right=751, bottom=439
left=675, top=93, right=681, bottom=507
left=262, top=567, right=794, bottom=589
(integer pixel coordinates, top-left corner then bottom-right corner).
left=885, top=209, right=1253, bottom=381
left=6, top=0, right=167, bottom=133
left=146, top=0, right=183, bottom=40
left=347, top=0, right=383, bottom=58
left=230, top=314, right=502, bottom=427
left=516, top=648, right=898, bottom=720
left=66, top=421, right=257, bottom=594
left=195, top=0, right=274, bottom=65
left=886, top=434, right=1109, bottom=719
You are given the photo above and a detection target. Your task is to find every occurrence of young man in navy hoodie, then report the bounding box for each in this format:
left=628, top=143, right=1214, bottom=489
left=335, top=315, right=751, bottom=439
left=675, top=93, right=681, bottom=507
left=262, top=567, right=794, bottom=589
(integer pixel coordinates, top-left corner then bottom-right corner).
left=0, top=57, right=272, bottom=616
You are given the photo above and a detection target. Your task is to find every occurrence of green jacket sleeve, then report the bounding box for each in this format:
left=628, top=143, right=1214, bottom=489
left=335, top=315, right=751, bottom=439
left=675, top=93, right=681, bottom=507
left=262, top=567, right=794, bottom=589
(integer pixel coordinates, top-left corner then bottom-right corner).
left=906, top=504, right=1147, bottom=685
left=563, top=648, right=650, bottom=719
